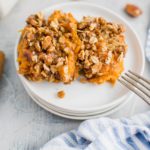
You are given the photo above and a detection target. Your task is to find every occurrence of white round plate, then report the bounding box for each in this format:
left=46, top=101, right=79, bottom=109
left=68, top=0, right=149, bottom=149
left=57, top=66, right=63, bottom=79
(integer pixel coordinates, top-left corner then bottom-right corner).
left=21, top=76, right=129, bottom=115
left=15, top=2, right=145, bottom=113
left=22, top=79, right=133, bottom=116
left=23, top=81, right=132, bottom=120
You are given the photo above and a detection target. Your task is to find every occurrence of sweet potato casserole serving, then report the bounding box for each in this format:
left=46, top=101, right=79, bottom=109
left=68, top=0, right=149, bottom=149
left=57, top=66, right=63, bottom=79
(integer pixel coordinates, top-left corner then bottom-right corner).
left=18, top=11, right=81, bottom=83
left=77, top=17, right=127, bottom=84
left=18, top=11, right=127, bottom=84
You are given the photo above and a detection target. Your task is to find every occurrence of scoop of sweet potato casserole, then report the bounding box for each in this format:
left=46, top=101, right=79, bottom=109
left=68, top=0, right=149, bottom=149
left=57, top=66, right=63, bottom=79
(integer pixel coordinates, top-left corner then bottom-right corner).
left=18, top=11, right=81, bottom=83
left=77, top=16, right=127, bottom=84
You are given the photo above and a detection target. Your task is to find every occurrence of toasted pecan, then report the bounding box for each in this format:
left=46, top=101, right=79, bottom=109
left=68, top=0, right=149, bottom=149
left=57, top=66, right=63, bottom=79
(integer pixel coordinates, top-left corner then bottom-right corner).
left=125, top=4, right=142, bottom=17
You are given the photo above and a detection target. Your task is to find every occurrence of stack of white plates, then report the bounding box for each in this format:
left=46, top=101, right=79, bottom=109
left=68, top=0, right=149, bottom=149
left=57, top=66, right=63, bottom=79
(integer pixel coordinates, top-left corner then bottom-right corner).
left=14, top=2, right=145, bottom=120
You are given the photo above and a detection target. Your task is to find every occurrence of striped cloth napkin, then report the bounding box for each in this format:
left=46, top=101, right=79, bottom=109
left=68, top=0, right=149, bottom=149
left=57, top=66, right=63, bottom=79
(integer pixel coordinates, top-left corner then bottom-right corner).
left=146, top=23, right=150, bottom=62
left=41, top=112, right=150, bottom=150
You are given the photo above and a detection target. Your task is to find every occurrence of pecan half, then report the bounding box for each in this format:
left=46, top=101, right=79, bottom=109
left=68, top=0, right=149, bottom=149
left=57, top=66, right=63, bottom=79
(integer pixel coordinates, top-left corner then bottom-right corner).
left=125, top=4, right=142, bottom=17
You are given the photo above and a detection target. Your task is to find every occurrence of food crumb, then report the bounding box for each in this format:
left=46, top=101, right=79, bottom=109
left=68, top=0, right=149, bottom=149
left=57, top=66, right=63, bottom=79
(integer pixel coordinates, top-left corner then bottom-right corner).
left=57, top=90, right=65, bottom=99
left=124, top=4, right=142, bottom=17
left=80, top=78, right=87, bottom=83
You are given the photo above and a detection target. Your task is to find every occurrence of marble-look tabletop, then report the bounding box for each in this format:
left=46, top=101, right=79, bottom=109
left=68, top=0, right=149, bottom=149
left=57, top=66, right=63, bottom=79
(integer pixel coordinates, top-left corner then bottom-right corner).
left=0, top=0, right=150, bottom=149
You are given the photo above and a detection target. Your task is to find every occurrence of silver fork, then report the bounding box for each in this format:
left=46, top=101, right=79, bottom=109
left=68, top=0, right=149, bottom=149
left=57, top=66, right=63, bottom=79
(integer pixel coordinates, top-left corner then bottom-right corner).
left=118, top=70, right=150, bottom=105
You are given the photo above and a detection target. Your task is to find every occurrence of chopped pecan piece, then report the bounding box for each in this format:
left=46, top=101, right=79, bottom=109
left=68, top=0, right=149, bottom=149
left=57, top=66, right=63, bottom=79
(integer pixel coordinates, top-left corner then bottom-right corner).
left=26, top=12, right=45, bottom=27
left=42, top=36, right=51, bottom=50
left=23, top=50, right=32, bottom=62
left=34, top=41, right=41, bottom=52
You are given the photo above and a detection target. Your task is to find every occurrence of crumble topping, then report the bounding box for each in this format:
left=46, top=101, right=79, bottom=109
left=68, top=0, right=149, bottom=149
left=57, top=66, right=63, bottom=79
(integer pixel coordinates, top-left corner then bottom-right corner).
left=18, top=11, right=127, bottom=85
left=18, top=11, right=81, bottom=83
left=77, top=17, right=127, bottom=83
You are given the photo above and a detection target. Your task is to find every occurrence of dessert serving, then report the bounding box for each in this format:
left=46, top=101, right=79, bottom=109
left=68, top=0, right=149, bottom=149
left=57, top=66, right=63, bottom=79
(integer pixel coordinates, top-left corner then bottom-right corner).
left=77, top=16, right=127, bottom=84
left=17, top=10, right=127, bottom=84
left=18, top=11, right=81, bottom=83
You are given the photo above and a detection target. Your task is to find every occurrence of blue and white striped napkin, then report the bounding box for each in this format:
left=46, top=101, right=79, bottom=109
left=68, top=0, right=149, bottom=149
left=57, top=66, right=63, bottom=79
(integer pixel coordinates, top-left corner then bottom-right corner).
left=146, top=24, right=150, bottom=62
left=41, top=111, right=150, bottom=150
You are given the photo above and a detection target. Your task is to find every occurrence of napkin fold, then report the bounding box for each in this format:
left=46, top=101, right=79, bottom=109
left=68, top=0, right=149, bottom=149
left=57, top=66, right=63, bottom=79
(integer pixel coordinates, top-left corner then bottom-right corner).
left=41, top=111, right=150, bottom=150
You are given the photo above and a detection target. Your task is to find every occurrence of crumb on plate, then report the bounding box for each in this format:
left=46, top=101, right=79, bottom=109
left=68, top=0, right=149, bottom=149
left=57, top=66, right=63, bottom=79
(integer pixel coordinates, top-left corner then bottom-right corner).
left=57, top=90, right=65, bottom=98
left=79, top=78, right=87, bottom=83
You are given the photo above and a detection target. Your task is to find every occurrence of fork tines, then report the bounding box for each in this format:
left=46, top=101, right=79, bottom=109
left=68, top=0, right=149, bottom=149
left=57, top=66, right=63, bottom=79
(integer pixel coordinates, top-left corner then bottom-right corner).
left=118, top=70, right=150, bottom=105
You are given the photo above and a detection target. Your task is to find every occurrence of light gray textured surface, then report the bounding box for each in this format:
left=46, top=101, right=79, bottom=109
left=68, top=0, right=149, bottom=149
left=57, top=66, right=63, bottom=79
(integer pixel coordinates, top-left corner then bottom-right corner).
left=0, top=0, right=150, bottom=149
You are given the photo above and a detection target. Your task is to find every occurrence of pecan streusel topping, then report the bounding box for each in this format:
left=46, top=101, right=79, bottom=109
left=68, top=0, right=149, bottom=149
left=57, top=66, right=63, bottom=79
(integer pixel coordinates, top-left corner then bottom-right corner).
left=18, top=11, right=127, bottom=85
left=18, top=11, right=81, bottom=83
left=77, top=17, right=127, bottom=84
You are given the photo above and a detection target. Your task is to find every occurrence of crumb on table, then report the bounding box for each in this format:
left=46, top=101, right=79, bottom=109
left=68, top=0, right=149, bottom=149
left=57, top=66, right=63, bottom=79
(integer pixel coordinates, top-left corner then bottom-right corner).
left=57, top=90, right=65, bottom=99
